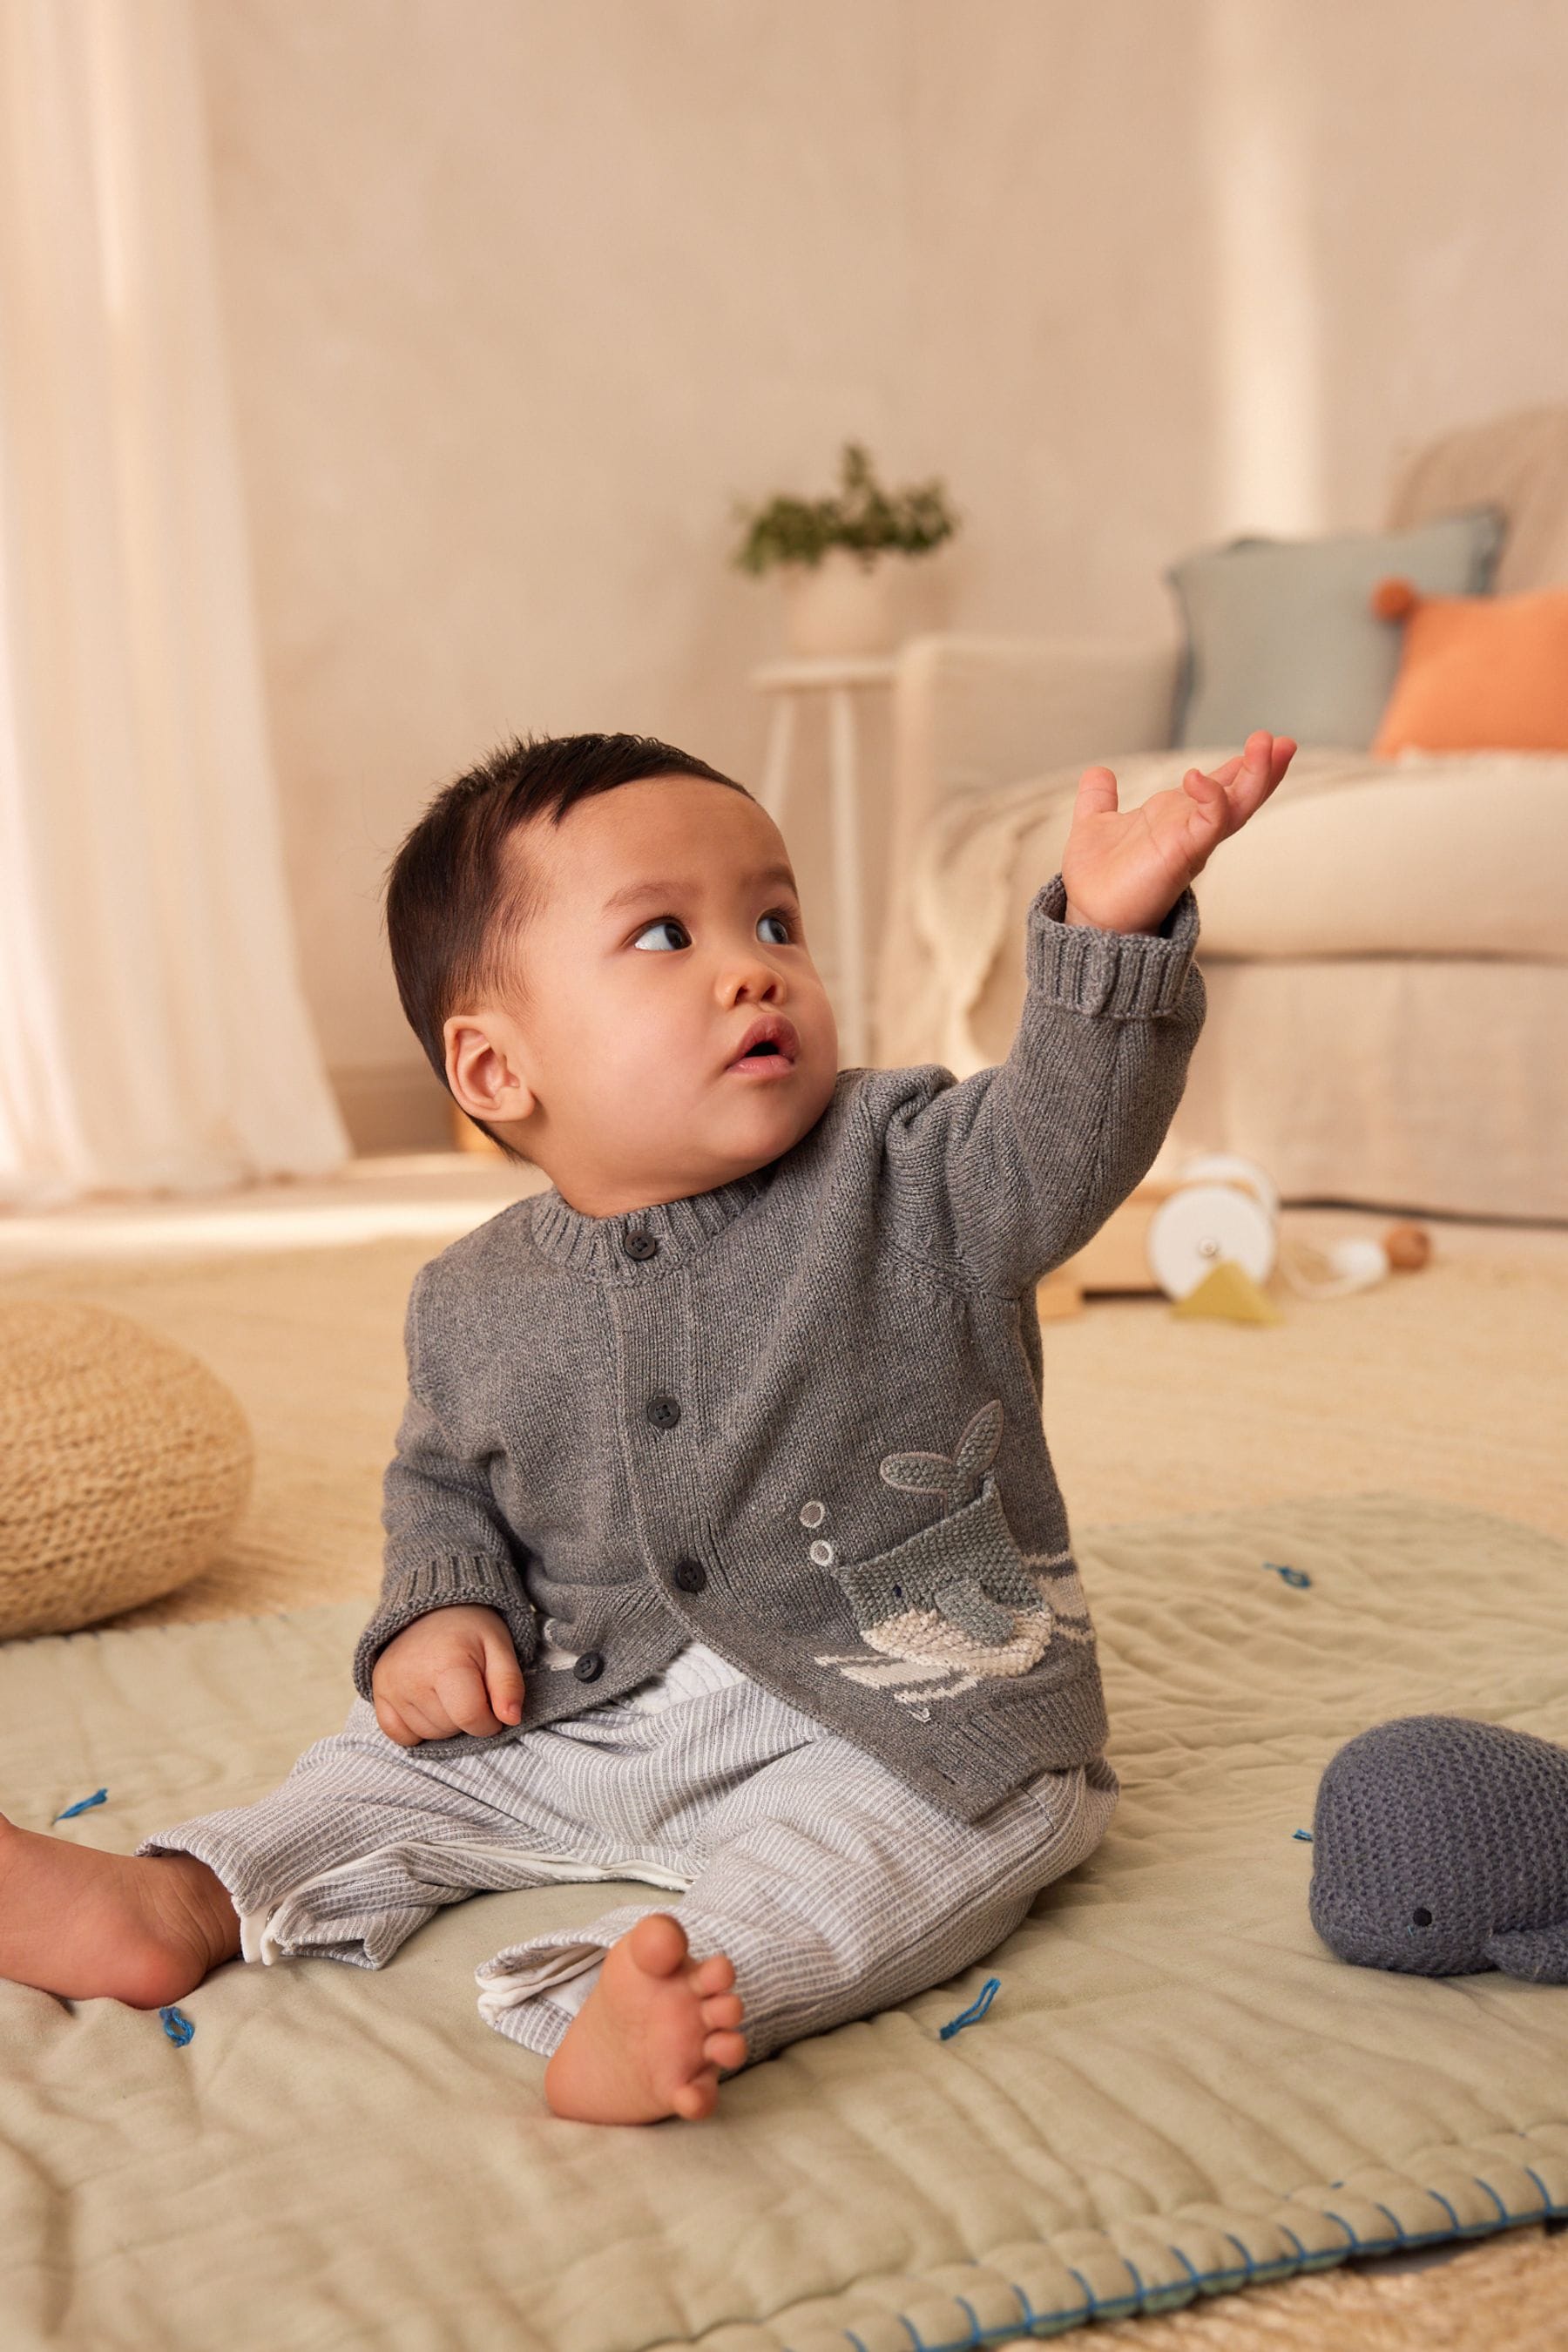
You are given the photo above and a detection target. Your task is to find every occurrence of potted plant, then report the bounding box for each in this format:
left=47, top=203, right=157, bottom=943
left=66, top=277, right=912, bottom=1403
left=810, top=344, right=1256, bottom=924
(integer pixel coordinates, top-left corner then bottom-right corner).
left=730, top=442, right=960, bottom=658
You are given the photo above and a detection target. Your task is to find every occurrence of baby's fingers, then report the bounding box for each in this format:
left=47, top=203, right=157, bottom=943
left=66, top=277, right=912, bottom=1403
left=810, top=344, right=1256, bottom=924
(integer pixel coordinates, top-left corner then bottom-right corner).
left=1073, top=764, right=1119, bottom=820
left=480, top=1623, right=525, bottom=1727
left=1227, top=728, right=1292, bottom=821
left=373, top=1692, right=420, bottom=1747
left=429, top=1656, right=508, bottom=1737
left=1179, top=766, right=1232, bottom=835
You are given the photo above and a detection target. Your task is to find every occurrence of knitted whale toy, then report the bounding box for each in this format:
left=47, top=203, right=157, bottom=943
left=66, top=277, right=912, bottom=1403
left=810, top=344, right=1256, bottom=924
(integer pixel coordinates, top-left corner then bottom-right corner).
left=1308, top=1714, right=1568, bottom=1983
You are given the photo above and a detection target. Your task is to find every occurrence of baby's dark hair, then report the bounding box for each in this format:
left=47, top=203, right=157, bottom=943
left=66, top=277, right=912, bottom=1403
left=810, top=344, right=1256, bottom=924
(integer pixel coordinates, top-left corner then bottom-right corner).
left=383, top=730, right=750, bottom=1155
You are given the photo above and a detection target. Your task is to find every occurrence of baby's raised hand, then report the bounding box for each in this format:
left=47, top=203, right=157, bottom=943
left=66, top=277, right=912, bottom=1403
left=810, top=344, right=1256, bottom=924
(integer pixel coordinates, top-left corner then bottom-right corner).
left=1061, top=727, right=1297, bottom=936
left=370, top=1603, right=525, bottom=1746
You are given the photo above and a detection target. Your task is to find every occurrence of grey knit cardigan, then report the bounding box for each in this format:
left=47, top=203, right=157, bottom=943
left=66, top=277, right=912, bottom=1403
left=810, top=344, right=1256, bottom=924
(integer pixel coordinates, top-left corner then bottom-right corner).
left=354, top=873, right=1205, bottom=1821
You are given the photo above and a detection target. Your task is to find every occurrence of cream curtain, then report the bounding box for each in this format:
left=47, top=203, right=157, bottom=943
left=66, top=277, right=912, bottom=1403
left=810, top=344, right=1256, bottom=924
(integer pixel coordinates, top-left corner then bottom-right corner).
left=0, top=0, right=350, bottom=1205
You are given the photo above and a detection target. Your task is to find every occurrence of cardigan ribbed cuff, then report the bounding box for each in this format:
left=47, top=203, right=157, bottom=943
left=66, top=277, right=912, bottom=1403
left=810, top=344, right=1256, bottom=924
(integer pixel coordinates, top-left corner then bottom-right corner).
left=351, top=1552, right=539, bottom=1703
left=1027, top=873, right=1200, bottom=1019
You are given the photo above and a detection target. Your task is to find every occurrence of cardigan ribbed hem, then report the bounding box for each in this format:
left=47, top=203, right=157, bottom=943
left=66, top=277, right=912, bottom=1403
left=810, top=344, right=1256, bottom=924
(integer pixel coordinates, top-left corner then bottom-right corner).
left=529, top=1166, right=773, bottom=1278
left=351, top=1553, right=539, bottom=1704
left=1027, top=874, right=1199, bottom=1019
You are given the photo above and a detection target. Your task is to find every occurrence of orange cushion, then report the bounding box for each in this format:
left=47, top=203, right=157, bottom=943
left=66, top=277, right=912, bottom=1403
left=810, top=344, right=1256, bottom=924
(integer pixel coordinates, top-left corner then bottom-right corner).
left=1369, top=577, right=1568, bottom=753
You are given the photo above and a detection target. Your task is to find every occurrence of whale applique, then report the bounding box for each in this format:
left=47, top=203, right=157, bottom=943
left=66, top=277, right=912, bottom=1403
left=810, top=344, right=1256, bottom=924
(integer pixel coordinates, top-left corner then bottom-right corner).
left=814, top=1402, right=1079, bottom=1707
left=1308, top=1713, right=1568, bottom=1982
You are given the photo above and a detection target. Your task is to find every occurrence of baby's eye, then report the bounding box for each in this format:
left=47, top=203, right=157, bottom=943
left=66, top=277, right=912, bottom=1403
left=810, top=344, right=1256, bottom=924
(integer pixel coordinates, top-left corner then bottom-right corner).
left=632, top=917, right=691, bottom=953
left=757, top=913, right=791, bottom=946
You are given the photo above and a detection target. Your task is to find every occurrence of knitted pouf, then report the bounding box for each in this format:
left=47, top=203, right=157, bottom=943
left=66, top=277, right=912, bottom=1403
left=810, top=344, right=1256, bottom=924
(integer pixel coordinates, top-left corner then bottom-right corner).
left=0, top=1301, right=253, bottom=1639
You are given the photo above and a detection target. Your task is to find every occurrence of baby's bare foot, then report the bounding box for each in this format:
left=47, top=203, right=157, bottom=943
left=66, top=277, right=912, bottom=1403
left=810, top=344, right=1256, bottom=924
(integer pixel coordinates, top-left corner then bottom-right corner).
left=0, top=1808, right=240, bottom=2009
left=543, top=1912, right=747, bottom=2123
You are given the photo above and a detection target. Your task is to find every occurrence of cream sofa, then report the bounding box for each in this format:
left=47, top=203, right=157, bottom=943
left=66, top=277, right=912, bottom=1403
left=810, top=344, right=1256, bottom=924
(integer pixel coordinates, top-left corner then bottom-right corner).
left=875, top=403, right=1568, bottom=1221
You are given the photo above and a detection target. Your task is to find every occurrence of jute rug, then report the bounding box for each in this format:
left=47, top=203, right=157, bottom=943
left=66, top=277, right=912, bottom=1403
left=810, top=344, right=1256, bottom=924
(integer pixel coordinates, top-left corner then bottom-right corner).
left=2, top=1221, right=1565, bottom=2348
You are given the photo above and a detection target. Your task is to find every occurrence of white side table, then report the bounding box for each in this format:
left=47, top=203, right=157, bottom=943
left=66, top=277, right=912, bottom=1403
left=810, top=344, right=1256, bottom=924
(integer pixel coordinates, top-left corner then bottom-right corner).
left=748, top=652, right=896, bottom=1066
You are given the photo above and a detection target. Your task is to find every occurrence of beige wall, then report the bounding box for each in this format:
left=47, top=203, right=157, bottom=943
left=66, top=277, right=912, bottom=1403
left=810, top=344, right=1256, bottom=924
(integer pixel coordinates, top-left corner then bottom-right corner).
left=193, top=0, right=1568, bottom=1146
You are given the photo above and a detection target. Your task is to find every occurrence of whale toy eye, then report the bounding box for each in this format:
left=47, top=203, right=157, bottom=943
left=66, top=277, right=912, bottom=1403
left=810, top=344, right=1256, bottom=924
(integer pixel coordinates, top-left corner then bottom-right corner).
left=1411, top=1906, right=1433, bottom=1928
left=892, top=1584, right=903, bottom=1598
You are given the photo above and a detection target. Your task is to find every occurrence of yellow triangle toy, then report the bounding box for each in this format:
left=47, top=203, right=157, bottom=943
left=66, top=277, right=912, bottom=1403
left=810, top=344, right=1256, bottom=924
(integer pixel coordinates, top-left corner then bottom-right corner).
left=1170, top=1260, right=1283, bottom=1324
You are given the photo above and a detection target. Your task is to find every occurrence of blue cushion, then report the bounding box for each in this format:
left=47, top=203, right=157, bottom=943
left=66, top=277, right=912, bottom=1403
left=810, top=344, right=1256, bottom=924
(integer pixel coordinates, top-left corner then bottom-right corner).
left=1166, top=504, right=1507, bottom=751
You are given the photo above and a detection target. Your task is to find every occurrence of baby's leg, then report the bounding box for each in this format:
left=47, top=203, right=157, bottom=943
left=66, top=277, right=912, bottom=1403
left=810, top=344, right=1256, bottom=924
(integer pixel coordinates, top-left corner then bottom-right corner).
left=0, top=1810, right=240, bottom=2009
left=490, top=1710, right=1118, bottom=2123
left=0, top=1694, right=520, bottom=2008
left=135, top=1698, right=653, bottom=1974
left=659, top=1739, right=1119, bottom=2062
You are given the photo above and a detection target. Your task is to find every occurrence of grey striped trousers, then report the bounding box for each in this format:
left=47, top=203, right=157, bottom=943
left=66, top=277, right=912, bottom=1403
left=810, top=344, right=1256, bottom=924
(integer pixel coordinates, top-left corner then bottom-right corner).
left=139, top=1648, right=1119, bottom=2066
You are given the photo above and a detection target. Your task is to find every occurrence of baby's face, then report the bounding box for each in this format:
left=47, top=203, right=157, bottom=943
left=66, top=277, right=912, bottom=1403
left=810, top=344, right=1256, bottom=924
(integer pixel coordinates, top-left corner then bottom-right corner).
left=446, top=775, right=841, bottom=1215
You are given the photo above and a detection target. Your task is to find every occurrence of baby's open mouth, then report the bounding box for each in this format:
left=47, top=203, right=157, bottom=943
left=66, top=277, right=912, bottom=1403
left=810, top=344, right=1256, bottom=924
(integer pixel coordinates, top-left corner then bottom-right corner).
left=727, top=1016, right=800, bottom=1073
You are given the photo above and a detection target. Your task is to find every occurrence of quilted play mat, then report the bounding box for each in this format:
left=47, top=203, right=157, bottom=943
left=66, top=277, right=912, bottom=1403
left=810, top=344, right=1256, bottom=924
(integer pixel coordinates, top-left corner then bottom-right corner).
left=3, top=1490, right=1567, bottom=2352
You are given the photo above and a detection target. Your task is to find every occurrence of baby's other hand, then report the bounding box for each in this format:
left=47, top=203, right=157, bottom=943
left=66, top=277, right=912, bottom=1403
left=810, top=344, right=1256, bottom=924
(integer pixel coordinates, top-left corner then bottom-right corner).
left=371, top=1604, right=525, bottom=1745
left=1063, top=729, right=1296, bottom=934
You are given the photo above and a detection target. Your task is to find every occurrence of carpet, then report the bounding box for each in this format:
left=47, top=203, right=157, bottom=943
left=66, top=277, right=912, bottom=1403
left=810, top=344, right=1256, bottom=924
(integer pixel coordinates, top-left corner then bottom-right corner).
left=3, top=1490, right=1566, bottom=2351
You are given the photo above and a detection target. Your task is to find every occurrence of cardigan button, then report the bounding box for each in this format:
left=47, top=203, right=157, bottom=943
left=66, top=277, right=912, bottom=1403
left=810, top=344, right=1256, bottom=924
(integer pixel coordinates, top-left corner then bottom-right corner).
left=623, top=1227, right=658, bottom=1261
left=673, top=1558, right=706, bottom=1594
left=646, top=1393, right=681, bottom=1429
left=572, top=1650, right=605, bottom=1682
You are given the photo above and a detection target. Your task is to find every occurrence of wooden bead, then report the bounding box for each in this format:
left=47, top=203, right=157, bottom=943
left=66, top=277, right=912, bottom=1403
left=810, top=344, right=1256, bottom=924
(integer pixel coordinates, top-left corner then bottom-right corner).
left=1382, top=1222, right=1431, bottom=1271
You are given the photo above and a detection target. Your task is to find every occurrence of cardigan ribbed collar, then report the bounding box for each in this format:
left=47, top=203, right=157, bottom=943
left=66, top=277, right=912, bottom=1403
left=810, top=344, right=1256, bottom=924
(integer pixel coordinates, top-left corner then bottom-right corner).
left=528, top=1165, right=773, bottom=1278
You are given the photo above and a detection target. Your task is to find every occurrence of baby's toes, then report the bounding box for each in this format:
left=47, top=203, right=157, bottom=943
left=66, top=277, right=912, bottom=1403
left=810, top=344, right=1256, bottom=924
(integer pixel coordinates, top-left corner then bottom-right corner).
left=703, top=2027, right=747, bottom=2072
left=672, top=2069, right=720, bottom=2122
left=627, top=1911, right=688, bottom=1977
left=691, top=1950, right=734, bottom=1996
left=700, top=1990, right=743, bottom=2031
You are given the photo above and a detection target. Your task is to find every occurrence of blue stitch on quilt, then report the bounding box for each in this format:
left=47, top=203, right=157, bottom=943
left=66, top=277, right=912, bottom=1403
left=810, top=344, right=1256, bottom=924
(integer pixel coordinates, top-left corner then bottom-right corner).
left=939, top=1976, right=1001, bottom=2039
left=51, top=1788, right=107, bottom=1823
left=1262, top=1561, right=1312, bottom=1586
left=821, top=2182, right=1568, bottom=2352
left=1063, top=2261, right=1143, bottom=2321
left=158, top=2005, right=195, bottom=2047
left=821, top=2173, right=1568, bottom=2350
left=1063, top=2266, right=1100, bottom=2318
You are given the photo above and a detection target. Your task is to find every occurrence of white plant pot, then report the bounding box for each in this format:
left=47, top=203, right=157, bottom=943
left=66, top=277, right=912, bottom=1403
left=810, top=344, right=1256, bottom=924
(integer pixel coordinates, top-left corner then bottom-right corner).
left=778, top=548, right=896, bottom=658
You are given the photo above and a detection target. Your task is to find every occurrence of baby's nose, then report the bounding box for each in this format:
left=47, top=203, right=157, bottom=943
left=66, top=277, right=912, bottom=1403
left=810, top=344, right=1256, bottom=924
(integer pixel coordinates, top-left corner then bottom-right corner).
left=720, top=958, right=782, bottom=1004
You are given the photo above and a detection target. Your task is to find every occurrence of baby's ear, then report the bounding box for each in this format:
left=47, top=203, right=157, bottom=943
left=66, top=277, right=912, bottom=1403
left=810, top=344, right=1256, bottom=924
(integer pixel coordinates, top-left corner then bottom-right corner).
left=444, top=1010, right=537, bottom=1124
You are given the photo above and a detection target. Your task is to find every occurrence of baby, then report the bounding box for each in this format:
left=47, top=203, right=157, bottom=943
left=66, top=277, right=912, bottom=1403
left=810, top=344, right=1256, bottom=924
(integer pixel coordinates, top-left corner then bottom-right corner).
left=0, top=722, right=1293, bottom=2124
